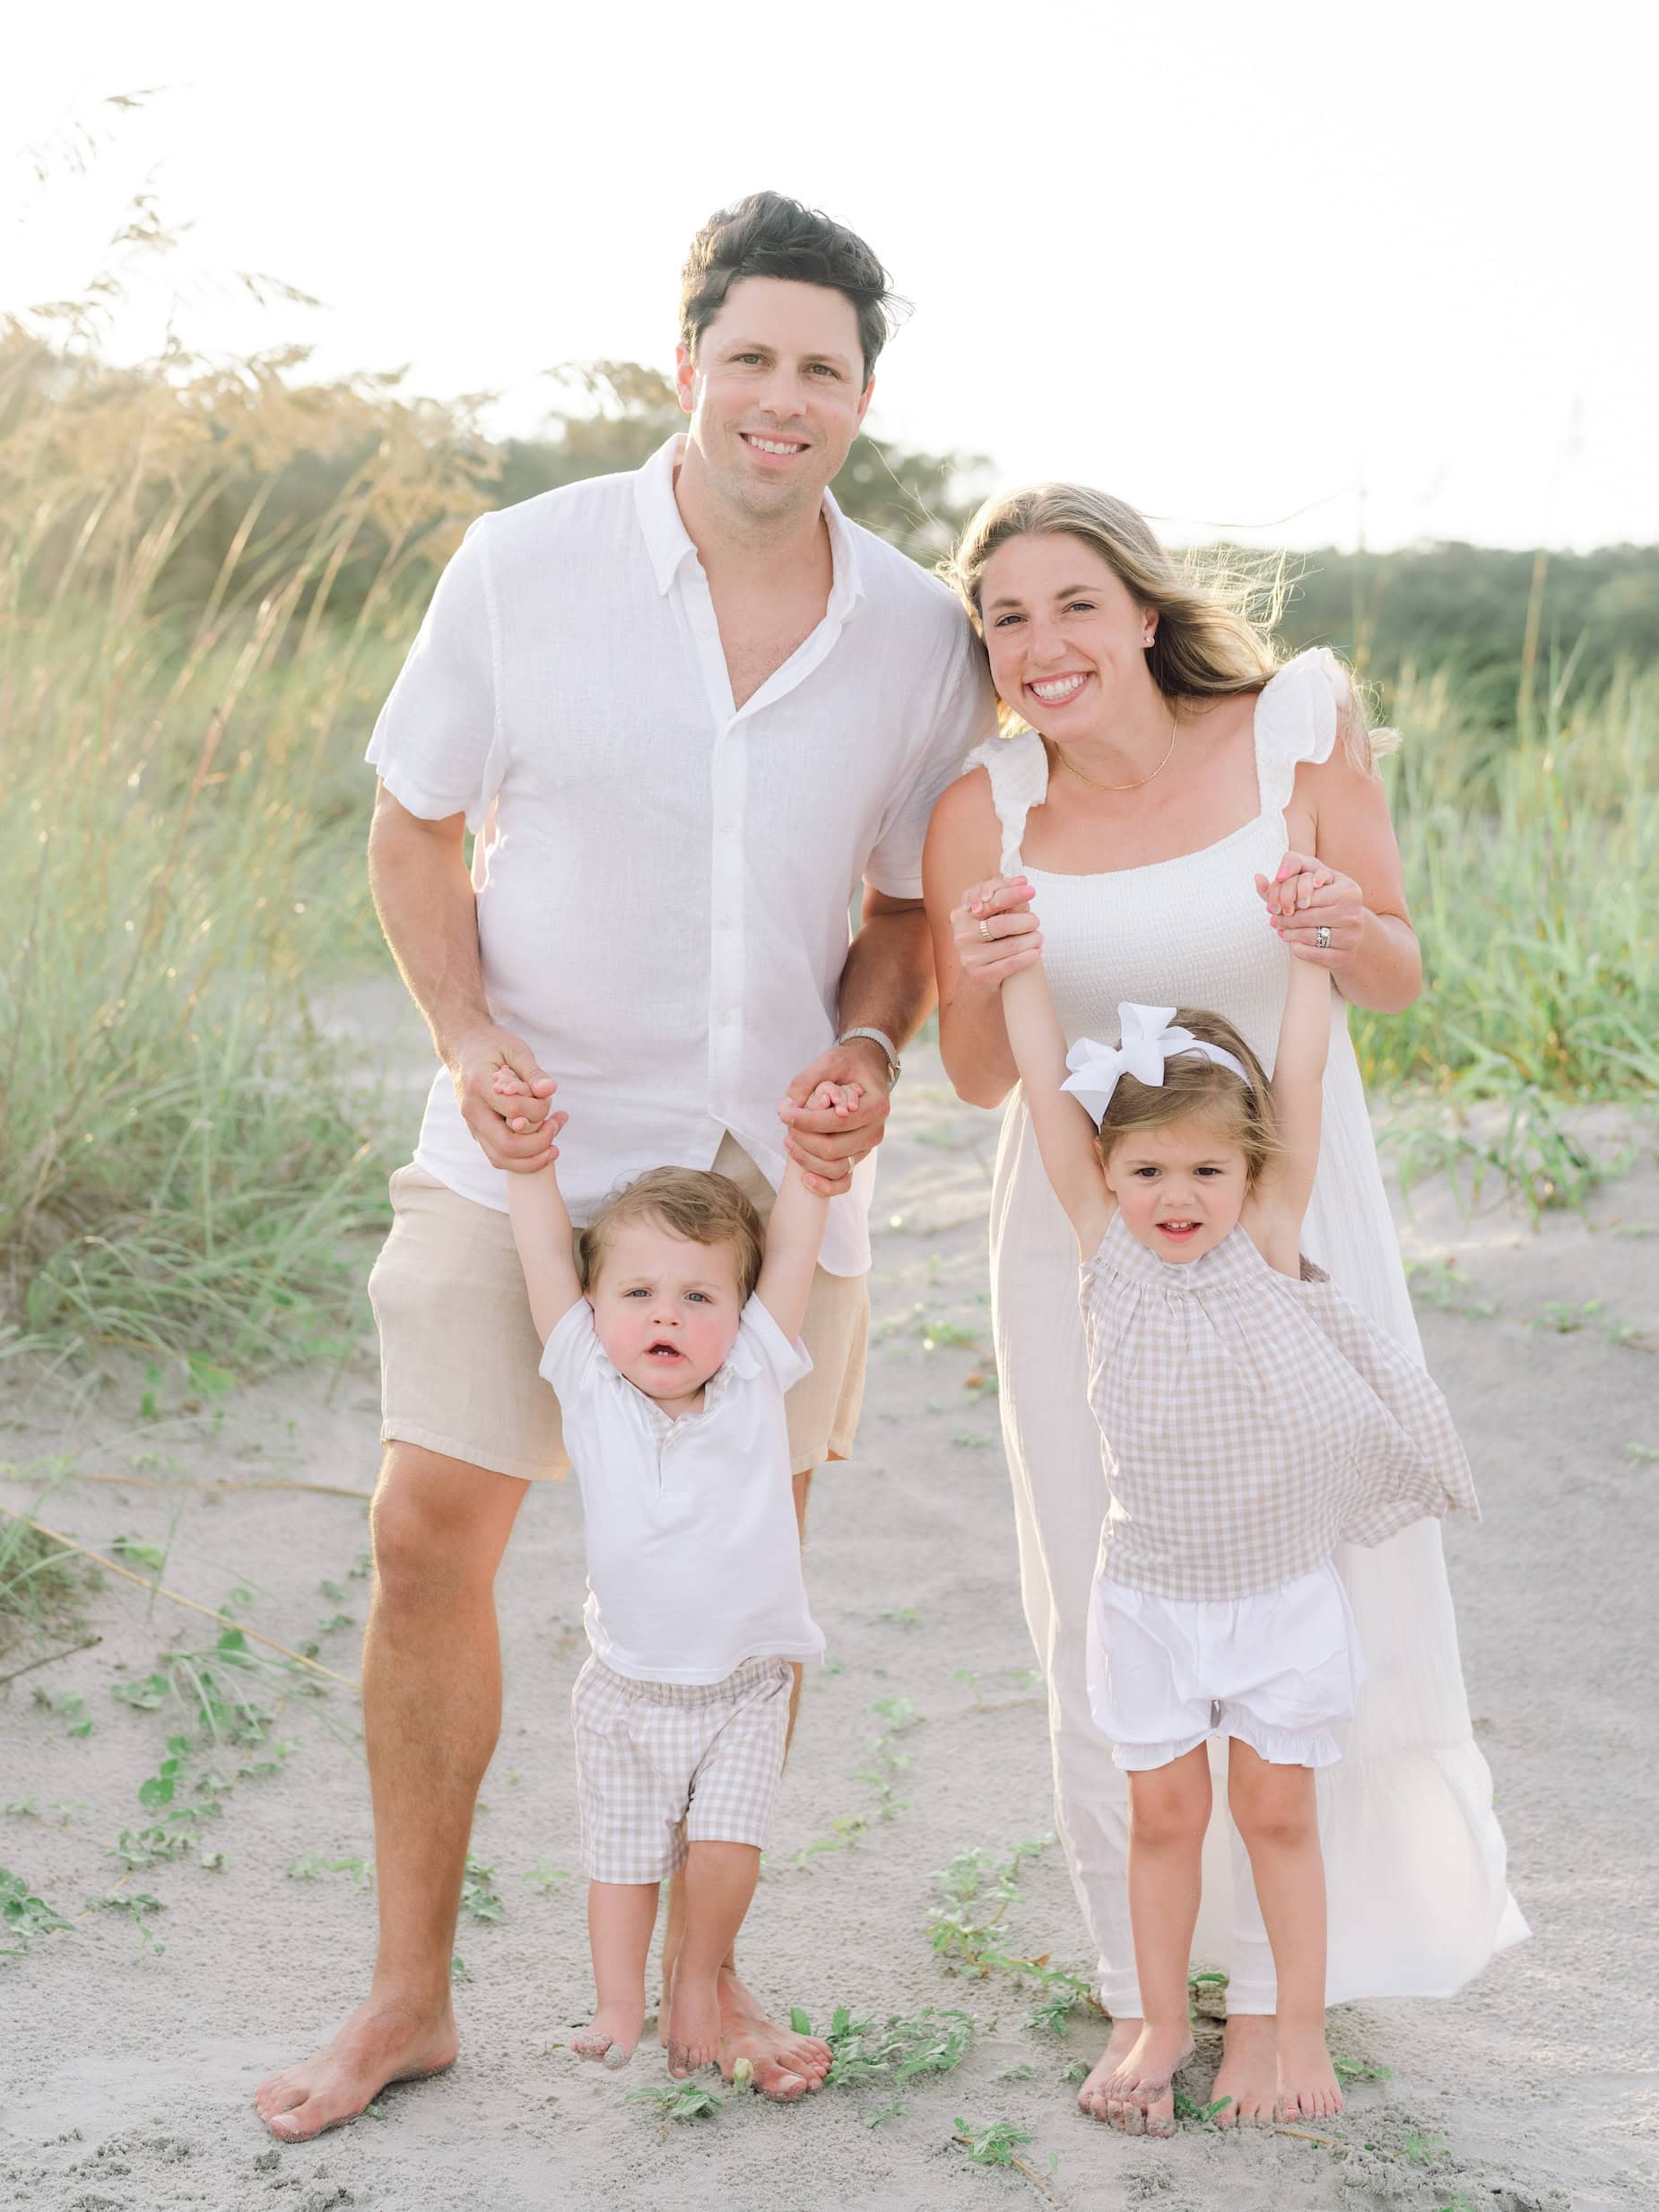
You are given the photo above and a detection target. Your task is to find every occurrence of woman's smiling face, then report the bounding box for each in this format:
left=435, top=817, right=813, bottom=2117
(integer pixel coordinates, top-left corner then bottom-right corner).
left=977, top=532, right=1153, bottom=737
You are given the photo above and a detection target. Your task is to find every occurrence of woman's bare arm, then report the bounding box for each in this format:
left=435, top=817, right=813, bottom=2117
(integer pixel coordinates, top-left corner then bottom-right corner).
left=1263, top=744, right=1422, bottom=1013
left=922, top=772, right=1040, bottom=1108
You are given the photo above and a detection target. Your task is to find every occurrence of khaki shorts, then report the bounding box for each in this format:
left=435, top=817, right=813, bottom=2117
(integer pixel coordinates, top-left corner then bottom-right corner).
left=369, top=1136, right=868, bottom=1481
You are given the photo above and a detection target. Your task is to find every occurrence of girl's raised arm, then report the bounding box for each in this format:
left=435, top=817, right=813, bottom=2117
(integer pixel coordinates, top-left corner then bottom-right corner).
left=1263, top=917, right=1334, bottom=1231
left=993, top=903, right=1114, bottom=1256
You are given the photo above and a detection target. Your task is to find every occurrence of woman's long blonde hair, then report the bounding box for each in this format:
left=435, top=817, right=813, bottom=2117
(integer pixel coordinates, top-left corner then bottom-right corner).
left=942, top=483, right=1393, bottom=772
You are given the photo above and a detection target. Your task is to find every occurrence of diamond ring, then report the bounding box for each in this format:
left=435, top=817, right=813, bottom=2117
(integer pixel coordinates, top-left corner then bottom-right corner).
left=977, top=917, right=993, bottom=941
left=1315, top=924, right=1332, bottom=950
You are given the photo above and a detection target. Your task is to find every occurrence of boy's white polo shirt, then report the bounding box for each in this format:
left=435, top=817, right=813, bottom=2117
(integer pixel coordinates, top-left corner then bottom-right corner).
left=540, top=1291, right=826, bottom=1686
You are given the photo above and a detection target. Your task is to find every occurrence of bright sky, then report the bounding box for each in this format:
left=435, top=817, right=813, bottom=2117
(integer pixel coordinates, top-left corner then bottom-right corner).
left=7, top=0, right=1653, bottom=552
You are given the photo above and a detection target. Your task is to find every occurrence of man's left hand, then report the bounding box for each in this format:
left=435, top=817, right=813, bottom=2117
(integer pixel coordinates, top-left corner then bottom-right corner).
left=778, top=1038, right=894, bottom=1196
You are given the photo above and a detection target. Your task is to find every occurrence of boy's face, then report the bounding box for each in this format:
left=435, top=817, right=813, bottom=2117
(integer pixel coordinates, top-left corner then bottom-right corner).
left=675, top=275, right=873, bottom=526
left=589, top=1216, right=745, bottom=1406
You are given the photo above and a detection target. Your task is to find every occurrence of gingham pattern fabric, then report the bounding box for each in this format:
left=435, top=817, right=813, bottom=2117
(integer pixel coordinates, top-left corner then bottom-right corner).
left=572, top=1654, right=793, bottom=1884
left=1081, top=1214, right=1480, bottom=1601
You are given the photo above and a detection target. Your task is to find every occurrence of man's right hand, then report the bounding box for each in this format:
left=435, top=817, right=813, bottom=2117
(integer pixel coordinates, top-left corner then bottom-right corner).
left=446, top=1026, right=560, bottom=1172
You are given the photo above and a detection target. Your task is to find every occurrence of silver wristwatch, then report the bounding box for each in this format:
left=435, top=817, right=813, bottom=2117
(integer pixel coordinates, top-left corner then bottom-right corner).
left=835, top=1026, right=902, bottom=1087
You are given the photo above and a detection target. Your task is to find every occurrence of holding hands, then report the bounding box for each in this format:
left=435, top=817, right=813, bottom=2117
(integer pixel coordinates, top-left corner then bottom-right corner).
left=954, top=875, right=1042, bottom=988
left=1255, top=853, right=1362, bottom=970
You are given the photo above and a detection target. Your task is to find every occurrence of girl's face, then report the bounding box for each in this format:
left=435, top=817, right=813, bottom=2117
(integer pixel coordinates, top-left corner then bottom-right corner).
left=589, top=1217, right=744, bottom=1408
left=977, top=533, right=1154, bottom=737
left=1102, top=1113, right=1250, bottom=1263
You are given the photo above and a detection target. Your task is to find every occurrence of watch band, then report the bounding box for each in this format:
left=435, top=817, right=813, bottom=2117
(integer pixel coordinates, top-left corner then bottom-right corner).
left=835, top=1026, right=902, bottom=1086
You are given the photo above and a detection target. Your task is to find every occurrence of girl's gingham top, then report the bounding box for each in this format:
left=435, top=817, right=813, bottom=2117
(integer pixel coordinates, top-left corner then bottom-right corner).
left=1081, top=1213, right=1480, bottom=1601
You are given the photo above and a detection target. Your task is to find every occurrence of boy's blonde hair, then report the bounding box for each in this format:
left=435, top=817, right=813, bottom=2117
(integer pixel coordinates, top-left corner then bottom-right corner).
left=578, top=1167, right=765, bottom=1300
left=1095, top=1009, right=1281, bottom=1187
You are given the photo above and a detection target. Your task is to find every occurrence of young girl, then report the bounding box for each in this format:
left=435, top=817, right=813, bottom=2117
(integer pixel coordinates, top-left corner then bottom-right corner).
left=974, top=868, right=1479, bottom=2136
left=496, top=1071, right=858, bottom=2079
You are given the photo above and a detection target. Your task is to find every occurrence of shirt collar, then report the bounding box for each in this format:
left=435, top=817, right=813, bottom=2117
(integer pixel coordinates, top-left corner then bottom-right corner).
left=633, top=434, right=865, bottom=619
left=1097, top=1212, right=1259, bottom=1296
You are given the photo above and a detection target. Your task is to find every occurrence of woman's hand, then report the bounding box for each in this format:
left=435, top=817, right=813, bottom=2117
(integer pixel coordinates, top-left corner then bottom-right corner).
left=952, top=875, right=1042, bottom=989
left=1255, top=852, right=1362, bottom=970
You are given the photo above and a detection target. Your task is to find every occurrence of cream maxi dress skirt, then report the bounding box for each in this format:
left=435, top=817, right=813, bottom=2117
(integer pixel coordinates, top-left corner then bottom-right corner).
left=967, top=649, right=1527, bottom=2016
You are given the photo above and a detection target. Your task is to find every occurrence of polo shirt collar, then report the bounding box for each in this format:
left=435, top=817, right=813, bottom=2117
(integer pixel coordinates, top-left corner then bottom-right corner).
left=634, top=434, right=865, bottom=619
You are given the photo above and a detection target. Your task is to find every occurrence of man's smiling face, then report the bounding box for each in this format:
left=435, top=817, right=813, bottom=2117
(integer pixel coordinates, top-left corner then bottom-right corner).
left=675, top=275, right=873, bottom=525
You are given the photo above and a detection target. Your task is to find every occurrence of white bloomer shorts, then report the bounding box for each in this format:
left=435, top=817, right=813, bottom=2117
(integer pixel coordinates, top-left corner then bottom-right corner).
left=571, top=1654, right=795, bottom=1885
left=1086, top=1557, right=1365, bottom=1773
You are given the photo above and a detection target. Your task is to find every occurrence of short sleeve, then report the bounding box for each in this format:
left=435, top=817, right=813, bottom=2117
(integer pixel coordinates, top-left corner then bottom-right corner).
left=739, top=1297, right=813, bottom=1396
left=537, top=1296, right=600, bottom=1401
left=961, top=728, right=1048, bottom=875
left=864, top=620, right=999, bottom=898
left=366, top=516, right=504, bottom=833
left=1253, top=647, right=1346, bottom=819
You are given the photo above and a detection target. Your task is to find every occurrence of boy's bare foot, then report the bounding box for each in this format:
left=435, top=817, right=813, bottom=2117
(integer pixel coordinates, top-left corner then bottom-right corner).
left=572, top=1999, right=645, bottom=2070
left=1209, top=2011, right=1278, bottom=2127
left=1076, top=2017, right=1144, bottom=2121
left=665, top=1970, right=722, bottom=2078
left=253, top=1998, right=457, bottom=2142
left=1101, top=2025, right=1194, bottom=2140
left=715, top=1970, right=830, bottom=2102
left=1275, top=2022, right=1345, bottom=2121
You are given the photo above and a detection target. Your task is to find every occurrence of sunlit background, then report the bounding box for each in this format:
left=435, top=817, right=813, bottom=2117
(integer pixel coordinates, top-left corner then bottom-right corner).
left=8, top=0, right=1655, bottom=551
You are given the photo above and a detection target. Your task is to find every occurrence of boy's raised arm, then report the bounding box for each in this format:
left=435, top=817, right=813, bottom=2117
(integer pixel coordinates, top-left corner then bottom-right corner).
left=497, top=1077, right=581, bottom=1340
left=757, top=1082, right=856, bottom=1344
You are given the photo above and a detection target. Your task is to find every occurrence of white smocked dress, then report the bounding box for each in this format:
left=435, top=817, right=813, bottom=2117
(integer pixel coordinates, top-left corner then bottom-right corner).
left=966, top=648, right=1527, bottom=2016
left=1080, top=1211, right=1480, bottom=1773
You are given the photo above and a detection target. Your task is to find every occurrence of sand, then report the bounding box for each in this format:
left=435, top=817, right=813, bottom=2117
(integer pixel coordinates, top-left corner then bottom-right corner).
left=2, top=1009, right=1655, bottom=2212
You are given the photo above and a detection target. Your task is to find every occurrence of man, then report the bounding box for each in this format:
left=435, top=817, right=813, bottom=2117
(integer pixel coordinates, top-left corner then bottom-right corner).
left=255, top=190, right=994, bottom=2141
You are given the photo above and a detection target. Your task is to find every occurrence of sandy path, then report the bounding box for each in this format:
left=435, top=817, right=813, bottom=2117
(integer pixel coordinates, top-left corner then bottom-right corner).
left=2, top=1027, right=1655, bottom=2212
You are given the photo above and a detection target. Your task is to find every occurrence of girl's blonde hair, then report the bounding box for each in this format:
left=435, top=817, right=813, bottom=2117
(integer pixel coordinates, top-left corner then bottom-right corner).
left=1095, top=1009, right=1281, bottom=1187
left=942, top=483, right=1393, bottom=772
left=579, top=1167, right=764, bottom=1300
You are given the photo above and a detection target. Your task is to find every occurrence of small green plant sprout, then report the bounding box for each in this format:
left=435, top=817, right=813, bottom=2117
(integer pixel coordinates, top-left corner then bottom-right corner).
left=952, top=1667, right=1045, bottom=1715
left=198, top=1849, right=227, bottom=1872
left=450, top=1954, right=470, bottom=1982
left=995, top=2062, right=1038, bottom=2082
left=808, top=2004, right=973, bottom=2094
left=524, top=1859, right=569, bottom=1892
left=1604, top=1317, right=1653, bottom=1349
left=318, top=1578, right=347, bottom=1601
left=1, top=1866, right=72, bottom=1947
left=314, top=1612, right=355, bottom=1636
left=4, top=1797, right=38, bottom=1819
left=872, top=1696, right=920, bottom=1733
left=109, top=1534, right=167, bottom=1574
left=1435, top=2195, right=1480, bottom=2212
left=1625, top=1442, right=1659, bottom=1463
left=1187, top=1968, right=1229, bottom=2024
left=1332, top=2052, right=1393, bottom=2083
left=951, top=1430, right=995, bottom=1451
left=1534, top=1297, right=1603, bottom=1333
left=286, top=1853, right=373, bottom=1884
left=1171, top=2089, right=1233, bottom=2123
left=1061, top=2059, right=1090, bottom=2085
left=627, top=2081, right=723, bottom=2122
left=951, top=2117, right=1055, bottom=2198
left=1403, top=2129, right=1446, bottom=2165
left=88, top=1888, right=166, bottom=1953
left=461, top=1854, right=505, bottom=1921
left=878, top=1605, right=925, bottom=1629
left=348, top=1548, right=373, bottom=1582
left=1403, top=1257, right=1496, bottom=1318
left=793, top=1811, right=871, bottom=1867
left=927, top=1835, right=1058, bottom=1977
left=31, top=1687, right=92, bottom=1737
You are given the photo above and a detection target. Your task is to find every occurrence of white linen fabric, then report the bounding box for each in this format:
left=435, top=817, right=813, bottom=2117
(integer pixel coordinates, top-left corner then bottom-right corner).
left=965, top=648, right=1527, bottom=2013
left=366, top=434, right=995, bottom=1277
left=539, top=1292, right=825, bottom=1685
left=1088, top=1559, right=1364, bottom=1772
left=571, top=1653, right=794, bottom=1882
left=1081, top=1215, right=1480, bottom=1600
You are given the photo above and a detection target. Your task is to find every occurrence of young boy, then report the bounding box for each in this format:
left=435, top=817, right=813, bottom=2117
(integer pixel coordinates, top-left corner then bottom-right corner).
left=498, top=1073, right=857, bottom=2076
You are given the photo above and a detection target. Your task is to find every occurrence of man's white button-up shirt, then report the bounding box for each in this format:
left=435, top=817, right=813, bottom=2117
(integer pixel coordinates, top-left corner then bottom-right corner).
left=368, top=435, right=995, bottom=1276
left=540, top=1292, right=825, bottom=1685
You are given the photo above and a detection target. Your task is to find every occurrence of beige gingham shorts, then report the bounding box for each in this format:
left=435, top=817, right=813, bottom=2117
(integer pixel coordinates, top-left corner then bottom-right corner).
left=369, top=1137, right=868, bottom=1480
left=572, top=1654, right=794, bottom=1885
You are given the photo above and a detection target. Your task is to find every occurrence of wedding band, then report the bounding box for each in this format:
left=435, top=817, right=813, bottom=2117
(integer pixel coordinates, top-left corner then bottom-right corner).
left=977, top=917, right=993, bottom=941
left=1315, top=925, right=1332, bottom=950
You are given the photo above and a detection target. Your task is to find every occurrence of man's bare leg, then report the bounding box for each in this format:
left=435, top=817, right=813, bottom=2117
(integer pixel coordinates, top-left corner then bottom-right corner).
left=254, top=1445, right=528, bottom=2142
left=657, top=1462, right=831, bottom=2100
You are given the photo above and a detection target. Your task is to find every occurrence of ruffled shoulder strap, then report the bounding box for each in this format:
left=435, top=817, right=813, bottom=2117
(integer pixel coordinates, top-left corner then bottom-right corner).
left=1253, top=646, right=1349, bottom=818
left=962, top=729, right=1048, bottom=873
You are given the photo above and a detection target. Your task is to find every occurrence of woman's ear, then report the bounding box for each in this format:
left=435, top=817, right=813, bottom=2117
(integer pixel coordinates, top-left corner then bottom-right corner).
left=1141, top=610, right=1158, bottom=650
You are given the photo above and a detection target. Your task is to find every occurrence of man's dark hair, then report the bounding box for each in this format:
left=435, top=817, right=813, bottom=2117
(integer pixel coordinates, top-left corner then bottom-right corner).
left=680, top=191, right=896, bottom=384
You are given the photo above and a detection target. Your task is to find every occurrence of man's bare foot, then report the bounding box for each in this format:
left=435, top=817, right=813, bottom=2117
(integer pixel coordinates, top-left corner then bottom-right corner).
left=1210, top=2011, right=1278, bottom=2128
left=715, top=1969, right=831, bottom=2102
left=1077, top=2016, right=1143, bottom=2122
left=1275, top=2021, right=1344, bottom=2121
left=254, top=1998, right=457, bottom=2142
left=1100, top=2025, right=1194, bottom=2140
left=573, top=1999, right=645, bottom=2071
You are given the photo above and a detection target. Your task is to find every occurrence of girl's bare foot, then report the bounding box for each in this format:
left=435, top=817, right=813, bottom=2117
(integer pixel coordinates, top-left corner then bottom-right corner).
left=1101, top=2025, right=1194, bottom=2139
left=1209, top=2011, right=1278, bottom=2127
left=665, top=1971, right=722, bottom=2078
left=1275, top=2022, right=1344, bottom=2121
left=572, top=1999, right=645, bottom=2070
left=1076, top=2017, right=1143, bottom=2122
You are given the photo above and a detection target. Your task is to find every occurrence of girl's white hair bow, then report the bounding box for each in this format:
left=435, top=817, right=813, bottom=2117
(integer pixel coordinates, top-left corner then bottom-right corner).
left=1060, top=1003, right=1249, bottom=1127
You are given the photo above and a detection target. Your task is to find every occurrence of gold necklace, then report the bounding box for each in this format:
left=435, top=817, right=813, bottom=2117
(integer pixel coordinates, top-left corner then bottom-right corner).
left=1055, top=707, right=1178, bottom=794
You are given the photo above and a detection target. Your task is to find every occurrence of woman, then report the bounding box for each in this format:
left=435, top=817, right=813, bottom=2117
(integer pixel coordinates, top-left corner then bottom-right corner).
left=921, top=486, right=1525, bottom=2127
